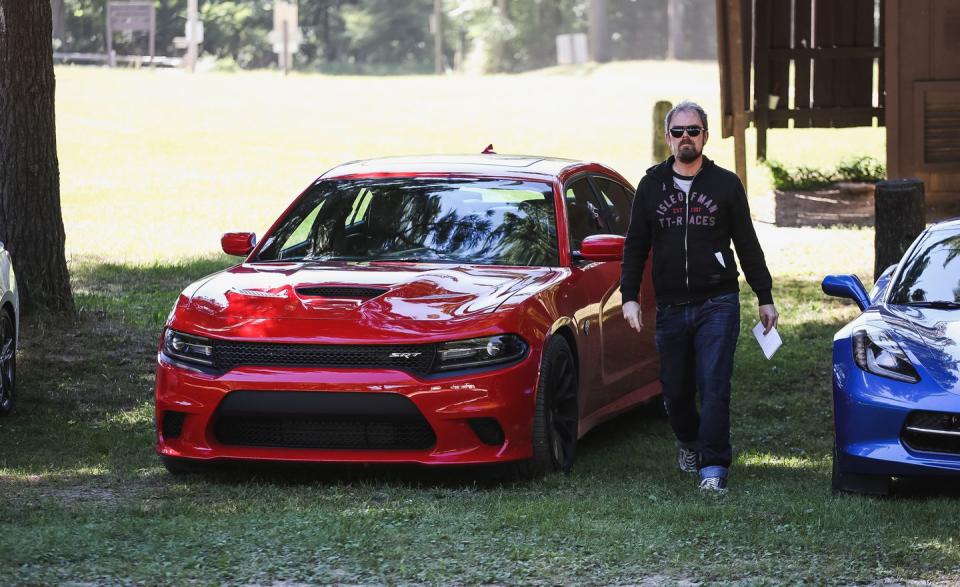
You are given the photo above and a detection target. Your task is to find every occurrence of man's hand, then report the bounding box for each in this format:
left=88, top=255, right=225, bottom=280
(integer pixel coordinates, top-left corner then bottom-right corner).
left=622, top=300, right=643, bottom=332
left=759, top=303, right=779, bottom=335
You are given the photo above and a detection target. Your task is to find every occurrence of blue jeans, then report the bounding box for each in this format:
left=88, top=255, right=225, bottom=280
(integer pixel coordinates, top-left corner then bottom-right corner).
left=654, top=292, right=741, bottom=474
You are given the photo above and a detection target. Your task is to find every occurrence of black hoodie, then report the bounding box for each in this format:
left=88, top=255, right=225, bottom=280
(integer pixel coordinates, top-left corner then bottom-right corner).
left=620, top=155, right=773, bottom=306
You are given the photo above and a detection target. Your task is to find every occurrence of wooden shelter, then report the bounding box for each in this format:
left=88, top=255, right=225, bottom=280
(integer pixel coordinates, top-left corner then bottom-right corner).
left=717, top=0, right=960, bottom=214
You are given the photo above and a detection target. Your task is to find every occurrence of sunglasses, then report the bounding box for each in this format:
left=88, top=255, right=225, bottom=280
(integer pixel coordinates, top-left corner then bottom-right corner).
left=669, top=125, right=705, bottom=138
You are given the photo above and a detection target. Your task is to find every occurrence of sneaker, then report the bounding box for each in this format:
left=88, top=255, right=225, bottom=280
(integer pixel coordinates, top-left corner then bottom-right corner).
left=677, top=447, right=699, bottom=474
left=698, top=475, right=728, bottom=494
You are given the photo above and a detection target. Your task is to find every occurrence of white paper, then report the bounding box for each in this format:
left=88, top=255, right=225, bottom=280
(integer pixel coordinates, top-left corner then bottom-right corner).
left=752, top=322, right=782, bottom=360
left=714, top=251, right=726, bottom=268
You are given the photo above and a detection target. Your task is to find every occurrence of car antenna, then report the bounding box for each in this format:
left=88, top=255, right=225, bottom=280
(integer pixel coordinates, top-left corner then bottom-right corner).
left=481, top=144, right=496, bottom=154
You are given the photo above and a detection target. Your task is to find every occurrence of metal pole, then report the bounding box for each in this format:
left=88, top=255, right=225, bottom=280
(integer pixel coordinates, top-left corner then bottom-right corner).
left=186, top=0, right=198, bottom=72
left=433, top=0, right=443, bottom=74
left=105, top=2, right=114, bottom=67
left=283, top=20, right=289, bottom=75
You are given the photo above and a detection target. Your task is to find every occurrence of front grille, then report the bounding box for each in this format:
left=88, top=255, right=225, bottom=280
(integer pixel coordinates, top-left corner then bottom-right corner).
left=213, top=391, right=436, bottom=450
left=296, top=286, right=388, bottom=299
left=213, top=341, right=436, bottom=374
left=902, top=411, right=960, bottom=455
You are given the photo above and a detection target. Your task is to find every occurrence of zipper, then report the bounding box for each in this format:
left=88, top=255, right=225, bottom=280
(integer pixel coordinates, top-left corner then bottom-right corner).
left=682, top=166, right=704, bottom=296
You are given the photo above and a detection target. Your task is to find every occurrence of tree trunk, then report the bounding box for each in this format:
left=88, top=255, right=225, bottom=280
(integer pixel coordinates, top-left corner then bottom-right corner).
left=667, top=0, right=683, bottom=60
left=589, top=0, right=610, bottom=63
left=0, top=1, right=75, bottom=314
left=874, top=178, right=925, bottom=281
left=433, top=0, right=443, bottom=74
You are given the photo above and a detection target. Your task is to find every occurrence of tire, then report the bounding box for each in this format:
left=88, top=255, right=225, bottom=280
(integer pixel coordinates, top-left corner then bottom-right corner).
left=160, top=455, right=208, bottom=476
left=0, top=311, right=16, bottom=416
left=831, top=444, right=890, bottom=496
left=513, top=336, right=579, bottom=479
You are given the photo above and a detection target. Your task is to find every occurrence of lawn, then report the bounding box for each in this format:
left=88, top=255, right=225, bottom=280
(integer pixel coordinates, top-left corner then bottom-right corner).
left=55, top=61, right=884, bottom=262
left=3, top=63, right=956, bottom=585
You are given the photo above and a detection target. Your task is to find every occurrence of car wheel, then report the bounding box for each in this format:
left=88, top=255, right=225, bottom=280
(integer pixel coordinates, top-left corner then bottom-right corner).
left=160, top=455, right=207, bottom=476
left=514, top=336, right=579, bottom=479
left=831, top=444, right=890, bottom=496
left=0, top=311, right=15, bottom=416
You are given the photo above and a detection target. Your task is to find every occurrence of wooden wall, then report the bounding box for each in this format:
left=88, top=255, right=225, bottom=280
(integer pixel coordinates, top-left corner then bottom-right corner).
left=886, top=0, right=960, bottom=211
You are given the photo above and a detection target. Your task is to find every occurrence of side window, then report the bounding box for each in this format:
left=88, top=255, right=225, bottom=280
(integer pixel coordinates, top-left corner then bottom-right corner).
left=564, top=177, right=607, bottom=251
left=591, top=177, right=634, bottom=236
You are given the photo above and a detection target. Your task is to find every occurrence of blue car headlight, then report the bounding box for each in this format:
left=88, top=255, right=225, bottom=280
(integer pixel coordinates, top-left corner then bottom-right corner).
left=852, top=325, right=919, bottom=383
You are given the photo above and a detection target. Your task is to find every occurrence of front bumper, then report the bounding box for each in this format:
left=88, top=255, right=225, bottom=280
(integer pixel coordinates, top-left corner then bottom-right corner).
left=832, top=341, right=960, bottom=477
left=154, top=351, right=540, bottom=465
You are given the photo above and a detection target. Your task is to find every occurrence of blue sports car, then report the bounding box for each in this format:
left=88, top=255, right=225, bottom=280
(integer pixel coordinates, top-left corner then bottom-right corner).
left=823, top=217, right=960, bottom=495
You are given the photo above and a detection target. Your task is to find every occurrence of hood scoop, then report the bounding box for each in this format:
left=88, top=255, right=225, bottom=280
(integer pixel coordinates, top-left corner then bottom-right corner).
left=296, top=286, right=389, bottom=300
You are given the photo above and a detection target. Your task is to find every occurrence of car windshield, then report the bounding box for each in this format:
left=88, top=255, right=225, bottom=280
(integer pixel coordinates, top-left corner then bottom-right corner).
left=888, top=230, right=960, bottom=305
left=256, top=177, right=559, bottom=266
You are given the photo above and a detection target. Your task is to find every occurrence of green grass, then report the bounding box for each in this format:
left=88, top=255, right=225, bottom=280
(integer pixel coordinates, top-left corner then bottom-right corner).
left=55, top=62, right=884, bottom=262
left=3, top=255, right=960, bottom=584
left=1, top=63, right=950, bottom=584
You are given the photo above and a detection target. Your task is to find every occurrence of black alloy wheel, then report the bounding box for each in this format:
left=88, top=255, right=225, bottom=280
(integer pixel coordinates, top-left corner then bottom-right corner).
left=545, top=342, right=578, bottom=471
left=0, top=311, right=15, bottom=416
left=517, top=335, right=579, bottom=478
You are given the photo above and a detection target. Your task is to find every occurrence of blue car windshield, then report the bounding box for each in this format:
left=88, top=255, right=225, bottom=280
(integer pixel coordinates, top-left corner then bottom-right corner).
left=256, top=177, right=559, bottom=266
left=888, top=231, right=960, bottom=305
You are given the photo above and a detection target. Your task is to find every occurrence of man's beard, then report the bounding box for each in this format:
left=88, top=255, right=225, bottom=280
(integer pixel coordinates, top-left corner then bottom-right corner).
left=676, top=143, right=701, bottom=163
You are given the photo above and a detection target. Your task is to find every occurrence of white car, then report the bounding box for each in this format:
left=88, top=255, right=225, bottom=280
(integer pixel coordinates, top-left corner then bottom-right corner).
left=0, top=243, right=18, bottom=415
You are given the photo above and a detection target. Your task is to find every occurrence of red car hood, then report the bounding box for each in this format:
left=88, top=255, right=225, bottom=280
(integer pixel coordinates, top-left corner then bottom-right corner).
left=172, top=261, right=566, bottom=342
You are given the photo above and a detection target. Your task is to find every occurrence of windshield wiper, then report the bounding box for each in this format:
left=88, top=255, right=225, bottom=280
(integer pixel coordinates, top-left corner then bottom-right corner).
left=901, top=300, right=960, bottom=309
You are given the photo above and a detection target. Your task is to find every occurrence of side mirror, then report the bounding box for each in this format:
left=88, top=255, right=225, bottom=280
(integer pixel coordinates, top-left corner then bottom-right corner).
left=579, top=234, right=625, bottom=262
left=221, top=232, right=257, bottom=257
left=822, top=274, right=870, bottom=311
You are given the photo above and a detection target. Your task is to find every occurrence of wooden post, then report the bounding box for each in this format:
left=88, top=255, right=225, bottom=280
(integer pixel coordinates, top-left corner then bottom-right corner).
left=653, top=101, right=673, bottom=163
left=874, top=178, right=925, bottom=280
left=754, top=0, right=769, bottom=161
left=725, top=0, right=748, bottom=190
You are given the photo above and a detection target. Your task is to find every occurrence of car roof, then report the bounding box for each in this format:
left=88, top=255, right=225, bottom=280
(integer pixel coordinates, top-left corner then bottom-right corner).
left=928, top=216, right=960, bottom=233
left=319, top=154, right=611, bottom=181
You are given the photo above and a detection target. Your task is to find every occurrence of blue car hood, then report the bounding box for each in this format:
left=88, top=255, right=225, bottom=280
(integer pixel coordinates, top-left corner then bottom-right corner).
left=877, top=305, right=960, bottom=393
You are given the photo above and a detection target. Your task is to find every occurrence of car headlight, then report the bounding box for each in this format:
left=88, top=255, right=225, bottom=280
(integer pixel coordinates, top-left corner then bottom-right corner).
left=163, top=329, right=215, bottom=367
left=852, top=325, right=919, bottom=383
left=434, top=335, right=527, bottom=372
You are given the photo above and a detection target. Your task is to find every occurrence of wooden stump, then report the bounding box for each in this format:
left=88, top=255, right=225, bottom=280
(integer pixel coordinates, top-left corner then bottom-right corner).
left=653, top=101, right=672, bottom=163
left=874, top=179, right=925, bottom=280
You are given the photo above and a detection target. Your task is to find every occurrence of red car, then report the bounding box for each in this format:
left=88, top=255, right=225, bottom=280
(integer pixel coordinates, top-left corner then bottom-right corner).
left=155, top=154, right=660, bottom=476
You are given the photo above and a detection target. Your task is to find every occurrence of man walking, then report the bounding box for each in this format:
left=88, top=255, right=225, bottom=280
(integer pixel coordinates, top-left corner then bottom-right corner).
left=620, top=101, right=778, bottom=493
